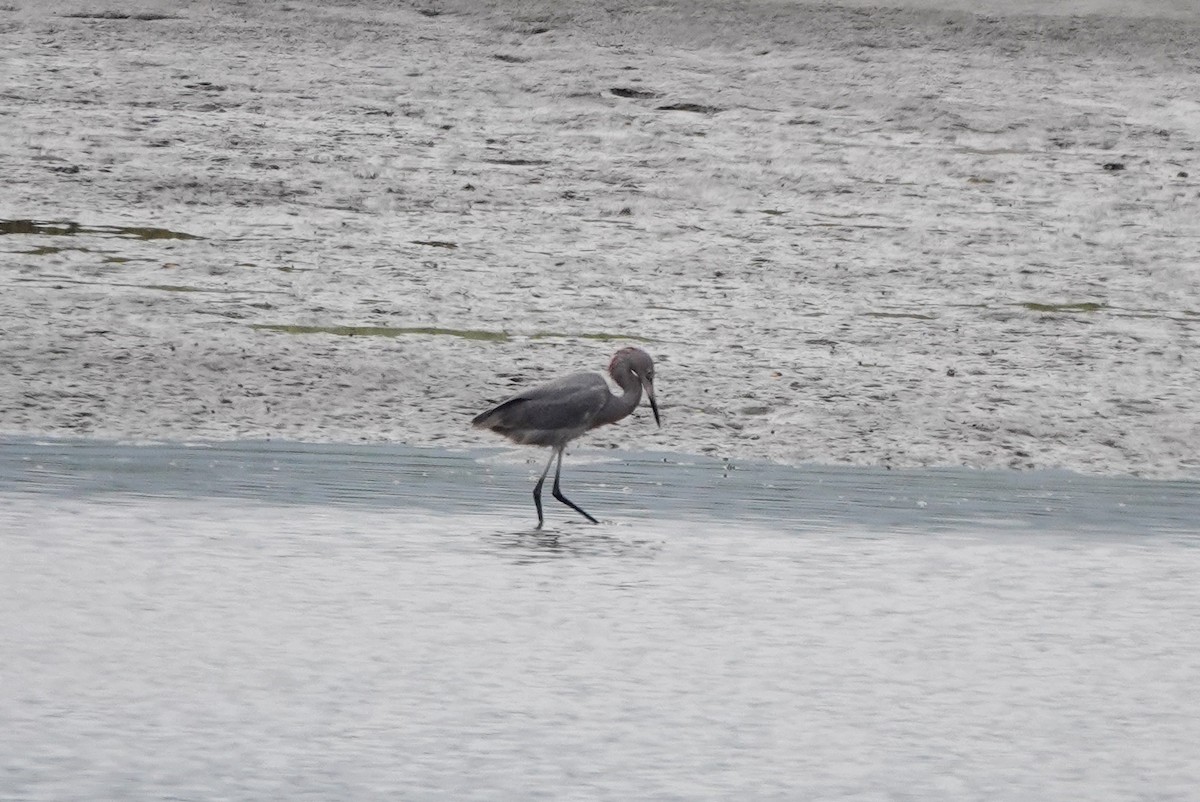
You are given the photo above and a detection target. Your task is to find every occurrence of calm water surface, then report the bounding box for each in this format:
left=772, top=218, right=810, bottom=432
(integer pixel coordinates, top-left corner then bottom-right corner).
left=2, top=439, right=1199, bottom=801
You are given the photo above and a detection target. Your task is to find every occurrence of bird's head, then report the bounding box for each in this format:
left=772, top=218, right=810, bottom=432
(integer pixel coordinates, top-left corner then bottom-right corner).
left=611, top=347, right=661, bottom=427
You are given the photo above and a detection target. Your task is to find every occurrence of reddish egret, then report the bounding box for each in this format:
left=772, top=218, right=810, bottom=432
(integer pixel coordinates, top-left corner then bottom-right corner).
left=472, top=347, right=661, bottom=527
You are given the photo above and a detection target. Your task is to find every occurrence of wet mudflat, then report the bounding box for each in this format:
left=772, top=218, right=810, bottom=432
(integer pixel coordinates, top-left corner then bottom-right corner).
left=3, top=439, right=1199, bottom=800
left=3, top=0, right=1200, bottom=477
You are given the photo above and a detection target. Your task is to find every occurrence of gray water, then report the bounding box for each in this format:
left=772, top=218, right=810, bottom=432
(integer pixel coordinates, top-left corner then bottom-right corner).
left=3, top=439, right=1199, bottom=800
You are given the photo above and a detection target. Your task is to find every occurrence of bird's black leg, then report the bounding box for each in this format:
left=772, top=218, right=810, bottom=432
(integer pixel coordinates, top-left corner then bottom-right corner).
left=532, top=449, right=556, bottom=528
left=551, top=448, right=599, bottom=524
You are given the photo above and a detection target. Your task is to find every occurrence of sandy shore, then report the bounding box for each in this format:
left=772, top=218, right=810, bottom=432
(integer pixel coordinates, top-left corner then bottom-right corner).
left=2, top=0, right=1198, bottom=477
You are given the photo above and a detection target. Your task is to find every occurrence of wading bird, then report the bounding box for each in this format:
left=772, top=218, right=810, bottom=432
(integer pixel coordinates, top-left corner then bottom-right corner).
left=472, top=347, right=661, bottom=527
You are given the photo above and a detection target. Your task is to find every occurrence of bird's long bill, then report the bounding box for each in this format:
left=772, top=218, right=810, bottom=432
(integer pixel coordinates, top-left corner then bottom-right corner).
left=645, top=380, right=661, bottom=427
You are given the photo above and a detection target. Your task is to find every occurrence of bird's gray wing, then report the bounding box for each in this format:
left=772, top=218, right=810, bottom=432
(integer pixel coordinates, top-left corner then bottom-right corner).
left=472, top=372, right=612, bottom=442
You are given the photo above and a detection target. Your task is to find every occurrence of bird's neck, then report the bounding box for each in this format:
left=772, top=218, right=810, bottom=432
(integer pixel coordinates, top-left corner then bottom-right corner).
left=595, top=370, right=642, bottom=427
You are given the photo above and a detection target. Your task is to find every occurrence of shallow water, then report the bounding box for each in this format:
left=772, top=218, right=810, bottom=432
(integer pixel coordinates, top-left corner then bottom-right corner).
left=3, top=439, right=1199, bottom=800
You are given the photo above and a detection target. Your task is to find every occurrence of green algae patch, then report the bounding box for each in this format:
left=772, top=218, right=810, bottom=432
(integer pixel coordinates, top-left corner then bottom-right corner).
left=529, top=332, right=657, bottom=343
left=863, top=311, right=935, bottom=320
left=1020, top=301, right=1106, bottom=313
left=1, top=220, right=81, bottom=236
left=62, top=11, right=181, bottom=19
left=0, top=218, right=202, bottom=240
left=142, top=284, right=205, bottom=293
left=120, top=226, right=202, bottom=241
left=251, top=324, right=511, bottom=341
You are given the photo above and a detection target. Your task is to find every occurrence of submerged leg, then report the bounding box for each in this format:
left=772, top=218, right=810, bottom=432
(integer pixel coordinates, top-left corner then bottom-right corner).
left=532, top=448, right=557, bottom=528
left=551, top=448, right=599, bottom=524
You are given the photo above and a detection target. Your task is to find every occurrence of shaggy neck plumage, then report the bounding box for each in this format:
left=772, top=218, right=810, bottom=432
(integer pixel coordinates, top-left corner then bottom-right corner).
left=593, top=362, right=642, bottom=427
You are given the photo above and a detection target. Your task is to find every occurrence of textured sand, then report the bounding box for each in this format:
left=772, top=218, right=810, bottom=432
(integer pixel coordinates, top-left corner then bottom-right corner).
left=2, top=0, right=1198, bottom=477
